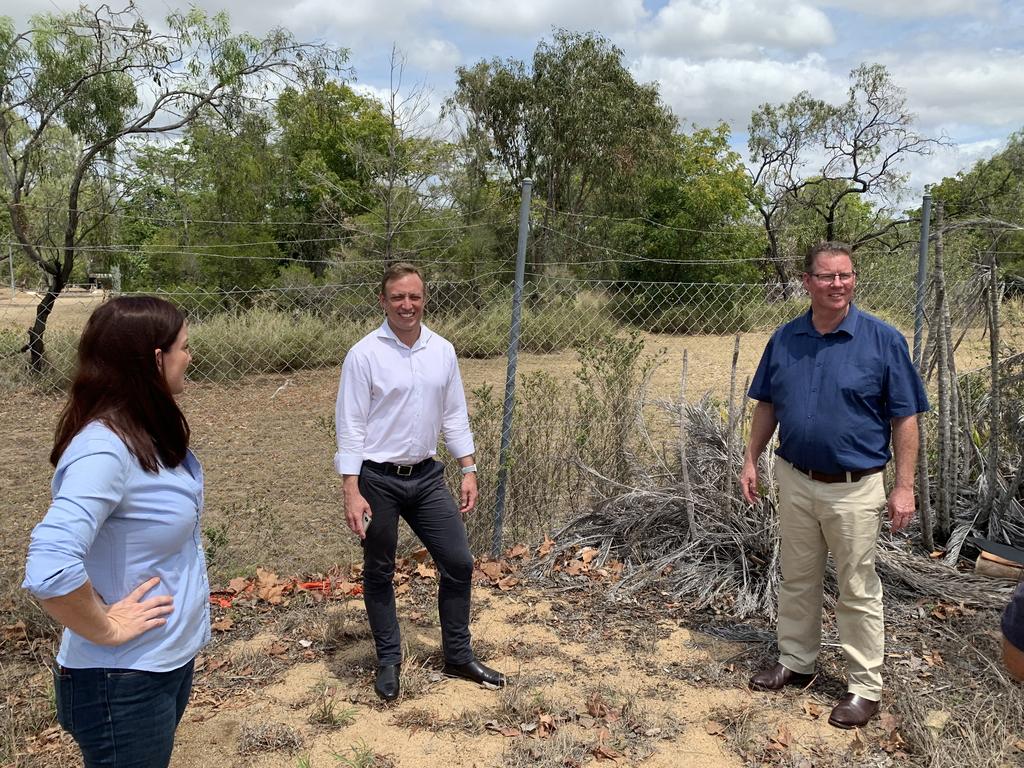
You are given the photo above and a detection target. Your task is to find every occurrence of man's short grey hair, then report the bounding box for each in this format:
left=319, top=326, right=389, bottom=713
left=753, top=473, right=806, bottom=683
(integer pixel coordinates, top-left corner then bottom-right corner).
left=380, top=262, right=426, bottom=296
left=804, top=242, right=856, bottom=273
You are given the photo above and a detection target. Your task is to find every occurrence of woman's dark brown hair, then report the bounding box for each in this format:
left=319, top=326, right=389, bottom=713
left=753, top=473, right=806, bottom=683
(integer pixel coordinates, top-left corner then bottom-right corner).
left=51, top=296, right=190, bottom=472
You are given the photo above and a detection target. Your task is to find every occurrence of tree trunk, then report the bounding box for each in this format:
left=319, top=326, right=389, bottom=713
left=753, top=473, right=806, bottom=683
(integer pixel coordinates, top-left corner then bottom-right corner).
left=28, top=276, right=63, bottom=373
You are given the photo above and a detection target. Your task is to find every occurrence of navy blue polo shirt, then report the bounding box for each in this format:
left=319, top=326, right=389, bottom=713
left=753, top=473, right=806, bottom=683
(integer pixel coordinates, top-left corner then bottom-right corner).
left=748, top=304, right=929, bottom=475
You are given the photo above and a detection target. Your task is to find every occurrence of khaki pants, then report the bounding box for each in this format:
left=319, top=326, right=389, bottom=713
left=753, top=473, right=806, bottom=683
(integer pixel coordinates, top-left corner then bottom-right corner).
left=776, top=459, right=887, bottom=700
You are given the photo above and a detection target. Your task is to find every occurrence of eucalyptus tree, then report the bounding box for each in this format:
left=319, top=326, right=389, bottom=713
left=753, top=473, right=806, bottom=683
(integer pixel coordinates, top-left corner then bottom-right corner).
left=748, top=64, right=938, bottom=285
left=613, top=125, right=763, bottom=284
left=930, top=130, right=1024, bottom=279
left=449, top=30, right=676, bottom=273
left=0, top=5, right=345, bottom=370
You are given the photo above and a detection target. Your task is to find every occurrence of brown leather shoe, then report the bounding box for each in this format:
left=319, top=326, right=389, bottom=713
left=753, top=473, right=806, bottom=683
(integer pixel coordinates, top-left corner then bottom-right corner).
left=749, top=663, right=816, bottom=691
left=828, top=693, right=879, bottom=729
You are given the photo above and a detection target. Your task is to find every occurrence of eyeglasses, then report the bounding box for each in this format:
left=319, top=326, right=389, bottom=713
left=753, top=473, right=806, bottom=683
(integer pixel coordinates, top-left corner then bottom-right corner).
left=808, top=272, right=856, bottom=285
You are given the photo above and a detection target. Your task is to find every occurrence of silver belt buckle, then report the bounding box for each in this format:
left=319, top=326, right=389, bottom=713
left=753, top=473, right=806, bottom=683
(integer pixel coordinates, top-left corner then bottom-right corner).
left=396, top=464, right=413, bottom=477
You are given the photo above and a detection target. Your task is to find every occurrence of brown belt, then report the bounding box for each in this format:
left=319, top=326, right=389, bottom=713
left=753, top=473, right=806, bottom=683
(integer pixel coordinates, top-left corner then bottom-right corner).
left=791, top=464, right=885, bottom=484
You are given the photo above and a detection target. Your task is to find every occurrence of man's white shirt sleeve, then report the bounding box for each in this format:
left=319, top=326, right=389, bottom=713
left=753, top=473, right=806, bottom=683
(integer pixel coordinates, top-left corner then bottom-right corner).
left=441, top=343, right=475, bottom=460
left=334, top=348, right=371, bottom=475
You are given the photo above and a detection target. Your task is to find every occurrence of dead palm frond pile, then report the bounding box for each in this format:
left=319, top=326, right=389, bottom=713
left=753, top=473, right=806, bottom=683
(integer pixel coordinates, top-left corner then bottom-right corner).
left=542, top=393, right=1010, bottom=618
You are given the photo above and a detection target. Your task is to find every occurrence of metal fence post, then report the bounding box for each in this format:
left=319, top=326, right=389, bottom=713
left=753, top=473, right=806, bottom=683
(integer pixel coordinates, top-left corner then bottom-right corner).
left=8, top=244, right=14, bottom=299
left=913, top=193, right=932, bottom=370
left=491, top=178, right=532, bottom=558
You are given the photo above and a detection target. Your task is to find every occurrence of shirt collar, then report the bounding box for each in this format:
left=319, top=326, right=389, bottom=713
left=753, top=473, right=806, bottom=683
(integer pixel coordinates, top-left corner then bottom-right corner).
left=376, top=319, right=433, bottom=350
left=797, top=303, right=860, bottom=338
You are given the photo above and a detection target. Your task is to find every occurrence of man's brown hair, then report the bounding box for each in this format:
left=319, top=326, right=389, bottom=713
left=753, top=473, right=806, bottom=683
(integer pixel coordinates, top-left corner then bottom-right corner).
left=804, top=241, right=856, bottom=273
left=379, top=262, right=426, bottom=296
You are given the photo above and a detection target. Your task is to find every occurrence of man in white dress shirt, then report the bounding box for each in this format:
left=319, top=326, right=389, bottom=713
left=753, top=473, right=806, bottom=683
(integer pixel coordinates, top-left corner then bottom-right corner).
left=335, top=262, right=506, bottom=701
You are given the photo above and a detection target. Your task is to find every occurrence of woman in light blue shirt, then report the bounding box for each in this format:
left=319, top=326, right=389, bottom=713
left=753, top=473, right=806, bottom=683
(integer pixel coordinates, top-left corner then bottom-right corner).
left=23, top=296, right=210, bottom=767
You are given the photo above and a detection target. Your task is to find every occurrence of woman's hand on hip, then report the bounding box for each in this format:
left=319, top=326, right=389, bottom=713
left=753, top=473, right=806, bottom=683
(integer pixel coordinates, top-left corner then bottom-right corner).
left=99, top=577, right=174, bottom=646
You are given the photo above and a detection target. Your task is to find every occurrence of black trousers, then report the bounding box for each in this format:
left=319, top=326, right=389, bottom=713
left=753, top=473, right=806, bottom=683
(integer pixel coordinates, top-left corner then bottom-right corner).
left=358, top=460, right=475, bottom=666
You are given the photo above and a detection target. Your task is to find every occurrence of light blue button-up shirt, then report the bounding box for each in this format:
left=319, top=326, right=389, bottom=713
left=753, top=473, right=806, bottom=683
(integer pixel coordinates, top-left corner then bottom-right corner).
left=23, top=422, right=211, bottom=671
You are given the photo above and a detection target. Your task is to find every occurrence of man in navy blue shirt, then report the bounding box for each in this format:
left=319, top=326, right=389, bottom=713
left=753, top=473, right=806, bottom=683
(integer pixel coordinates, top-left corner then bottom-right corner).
left=741, top=242, right=929, bottom=729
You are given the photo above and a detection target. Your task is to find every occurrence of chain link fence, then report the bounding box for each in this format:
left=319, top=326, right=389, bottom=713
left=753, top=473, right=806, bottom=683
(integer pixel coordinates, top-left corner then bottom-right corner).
left=0, top=276, right=954, bottom=384
left=3, top=273, right=998, bottom=553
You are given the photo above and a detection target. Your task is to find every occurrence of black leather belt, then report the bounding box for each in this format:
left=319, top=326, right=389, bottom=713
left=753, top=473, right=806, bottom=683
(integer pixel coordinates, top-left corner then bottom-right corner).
left=791, top=463, right=885, bottom=484
left=363, top=458, right=433, bottom=477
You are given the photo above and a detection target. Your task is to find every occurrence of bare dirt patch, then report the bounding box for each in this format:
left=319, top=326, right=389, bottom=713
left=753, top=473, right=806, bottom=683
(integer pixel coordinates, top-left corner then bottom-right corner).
left=0, top=290, right=106, bottom=332
left=3, top=329, right=1018, bottom=767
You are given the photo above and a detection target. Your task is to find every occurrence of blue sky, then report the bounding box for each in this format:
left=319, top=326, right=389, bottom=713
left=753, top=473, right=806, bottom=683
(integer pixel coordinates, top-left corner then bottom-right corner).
left=9, top=0, right=1024, bottom=198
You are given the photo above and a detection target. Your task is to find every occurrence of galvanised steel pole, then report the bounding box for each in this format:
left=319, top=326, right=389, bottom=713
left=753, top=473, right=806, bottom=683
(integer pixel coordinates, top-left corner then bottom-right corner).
left=491, top=178, right=533, bottom=558
left=913, top=193, right=932, bottom=371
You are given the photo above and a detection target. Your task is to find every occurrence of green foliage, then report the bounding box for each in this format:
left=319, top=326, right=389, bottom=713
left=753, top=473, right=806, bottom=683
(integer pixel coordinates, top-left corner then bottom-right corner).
left=428, top=294, right=617, bottom=358
left=575, top=331, right=662, bottom=488
left=0, top=4, right=345, bottom=368
left=648, top=304, right=752, bottom=335
left=450, top=29, right=677, bottom=271
left=613, top=125, right=763, bottom=283
left=930, top=130, right=1024, bottom=279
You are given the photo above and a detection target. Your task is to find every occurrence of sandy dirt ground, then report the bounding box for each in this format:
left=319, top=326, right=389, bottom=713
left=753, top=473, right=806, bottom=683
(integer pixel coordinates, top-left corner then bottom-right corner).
left=2, top=321, right=1018, bottom=768
left=0, top=290, right=106, bottom=332
left=18, top=578, right=866, bottom=768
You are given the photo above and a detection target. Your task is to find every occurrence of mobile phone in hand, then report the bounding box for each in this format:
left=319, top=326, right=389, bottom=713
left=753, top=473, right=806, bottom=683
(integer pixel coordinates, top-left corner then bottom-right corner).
left=362, top=511, right=371, bottom=531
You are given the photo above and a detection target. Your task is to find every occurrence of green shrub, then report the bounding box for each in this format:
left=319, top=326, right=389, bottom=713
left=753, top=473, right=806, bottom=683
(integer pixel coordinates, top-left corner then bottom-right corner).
left=430, top=297, right=617, bottom=359
left=188, top=309, right=374, bottom=381
left=650, top=304, right=752, bottom=335
left=0, top=328, right=77, bottom=393
left=740, top=298, right=806, bottom=332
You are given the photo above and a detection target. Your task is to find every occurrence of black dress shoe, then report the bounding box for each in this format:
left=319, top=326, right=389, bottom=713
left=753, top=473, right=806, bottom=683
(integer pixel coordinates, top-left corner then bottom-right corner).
left=442, top=660, right=506, bottom=687
left=749, top=663, right=816, bottom=691
left=828, top=693, right=879, bottom=729
left=374, top=664, right=400, bottom=701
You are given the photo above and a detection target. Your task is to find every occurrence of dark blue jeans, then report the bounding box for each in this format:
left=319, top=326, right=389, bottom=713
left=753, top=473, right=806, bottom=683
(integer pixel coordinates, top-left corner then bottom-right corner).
left=359, top=460, right=475, bottom=666
left=53, top=659, right=194, bottom=767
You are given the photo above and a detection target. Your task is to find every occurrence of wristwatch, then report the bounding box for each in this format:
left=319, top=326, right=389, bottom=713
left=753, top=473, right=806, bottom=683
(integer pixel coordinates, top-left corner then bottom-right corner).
left=460, top=463, right=477, bottom=475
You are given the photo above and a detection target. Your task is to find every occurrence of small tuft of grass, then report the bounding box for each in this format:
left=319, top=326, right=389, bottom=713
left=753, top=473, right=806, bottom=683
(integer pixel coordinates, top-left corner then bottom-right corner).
left=236, top=722, right=304, bottom=755
left=307, top=681, right=357, bottom=729
left=393, top=655, right=435, bottom=702
left=332, top=739, right=397, bottom=767
left=323, top=608, right=373, bottom=650
left=502, top=729, right=589, bottom=768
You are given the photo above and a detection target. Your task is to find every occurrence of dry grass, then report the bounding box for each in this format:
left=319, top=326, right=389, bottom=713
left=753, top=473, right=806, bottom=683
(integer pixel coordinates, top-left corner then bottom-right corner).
left=502, top=729, right=590, bottom=768
left=306, top=680, right=358, bottom=729
left=3, top=324, right=1022, bottom=767
left=236, top=721, right=304, bottom=755
left=330, top=740, right=397, bottom=768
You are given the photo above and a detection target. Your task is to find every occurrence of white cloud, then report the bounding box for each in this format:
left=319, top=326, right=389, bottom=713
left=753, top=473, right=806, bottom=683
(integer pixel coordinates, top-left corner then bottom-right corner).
left=634, top=0, right=834, bottom=59
left=811, top=0, right=999, bottom=18
left=436, top=0, right=646, bottom=36
left=885, top=52, right=1024, bottom=132
left=406, top=38, right=462, bottom=74
left=633, top=53, right=846, bottom=129
left=287, top=0, right=433, bottom=36
left=900, top=138, right=1005, bottom=197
